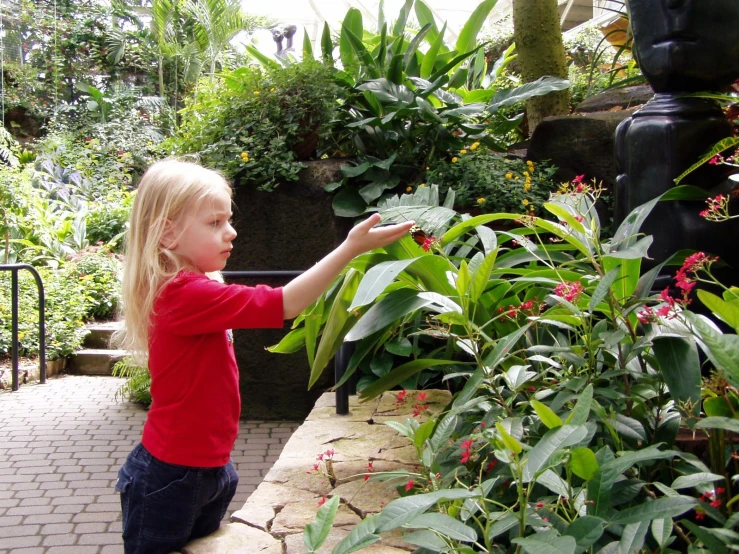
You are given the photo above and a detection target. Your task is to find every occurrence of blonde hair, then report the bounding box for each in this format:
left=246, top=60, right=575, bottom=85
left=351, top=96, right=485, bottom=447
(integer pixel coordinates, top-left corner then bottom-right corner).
left=113, top=159, right=233, bottom=365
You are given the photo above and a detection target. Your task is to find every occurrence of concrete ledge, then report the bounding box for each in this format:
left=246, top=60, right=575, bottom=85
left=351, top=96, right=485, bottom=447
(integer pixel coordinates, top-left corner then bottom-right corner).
left=185, top=389, right=451, bottom=553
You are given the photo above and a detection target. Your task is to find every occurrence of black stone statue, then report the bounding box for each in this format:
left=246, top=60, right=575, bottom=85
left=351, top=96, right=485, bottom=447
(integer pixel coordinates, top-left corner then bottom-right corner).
left=615, top=0, right=739, bottom=285
left=272, top=25, right=297, bottom=57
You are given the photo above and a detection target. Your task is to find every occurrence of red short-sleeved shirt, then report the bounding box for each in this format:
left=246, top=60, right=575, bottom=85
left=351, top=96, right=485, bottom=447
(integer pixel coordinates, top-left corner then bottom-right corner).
left=141, top=271, right=284, bottom=467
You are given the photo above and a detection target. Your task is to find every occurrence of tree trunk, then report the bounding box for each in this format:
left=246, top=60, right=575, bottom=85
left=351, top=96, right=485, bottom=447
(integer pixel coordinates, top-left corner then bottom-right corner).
left=512, top=0, right=570, bottom=134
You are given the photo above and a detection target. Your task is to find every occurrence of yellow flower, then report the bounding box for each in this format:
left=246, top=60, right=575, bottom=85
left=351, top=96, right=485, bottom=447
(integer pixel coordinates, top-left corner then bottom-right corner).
left=524, top=171, right=530, bottom=178
left=406, top=186, right=412, bottom=192
left=460, top=149, right=467, bottom=155
left=146, top=141, right=153, bottom=146
left=523, top=183, right=531, bottom=191
left=527, top=160, right=535, bottom=171
left=253, top=91, right=260, bottom=95
left=514, top=175, right=519, bottom=180
left=452, top=157, right=458, bottom=163
left=505, top=173, right=513, bottom=179
left=240, top=152, right=249, bottom=162
left=419, top=183, right=426, bottom=188
left=270, top=88, right=275, bottom=92
left=470, top=142, right=480, bottom=150
left=522, top=199, right=529, bottom=206
left=477, top=197, right=486, bottom=204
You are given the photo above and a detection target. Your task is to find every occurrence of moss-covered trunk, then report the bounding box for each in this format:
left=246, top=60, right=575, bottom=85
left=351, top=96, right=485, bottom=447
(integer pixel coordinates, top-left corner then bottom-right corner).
left=512, top=0, right=570, bottom=133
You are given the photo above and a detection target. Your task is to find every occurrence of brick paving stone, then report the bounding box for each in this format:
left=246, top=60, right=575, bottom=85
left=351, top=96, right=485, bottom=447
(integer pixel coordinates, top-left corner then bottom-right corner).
left=1, top=375, right=299, bottom=552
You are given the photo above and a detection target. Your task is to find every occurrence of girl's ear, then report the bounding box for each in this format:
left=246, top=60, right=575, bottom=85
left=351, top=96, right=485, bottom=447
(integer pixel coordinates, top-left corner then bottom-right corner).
left=160, top=219, right=177, bottom=249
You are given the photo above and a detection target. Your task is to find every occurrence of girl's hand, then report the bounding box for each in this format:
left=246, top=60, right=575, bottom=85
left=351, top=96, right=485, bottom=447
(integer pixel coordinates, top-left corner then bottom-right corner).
left=344, top=213, right=415, bottom=256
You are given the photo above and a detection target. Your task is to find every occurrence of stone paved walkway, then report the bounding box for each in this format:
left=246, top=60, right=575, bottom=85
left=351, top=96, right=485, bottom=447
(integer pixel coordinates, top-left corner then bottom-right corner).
left=0, top=376, right=300, bottom=553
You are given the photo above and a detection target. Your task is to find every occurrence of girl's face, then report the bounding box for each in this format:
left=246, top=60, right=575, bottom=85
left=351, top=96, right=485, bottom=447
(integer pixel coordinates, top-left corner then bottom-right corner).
left=167, top=186, right=237, bottom=273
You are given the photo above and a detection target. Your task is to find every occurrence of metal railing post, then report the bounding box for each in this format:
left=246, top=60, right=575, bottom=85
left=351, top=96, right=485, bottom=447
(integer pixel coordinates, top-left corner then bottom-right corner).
left=1, top=264, right=46, bottom=390
left=225, top=270, right=357, bottom=415
left=334, top=341, right=355, bottom=415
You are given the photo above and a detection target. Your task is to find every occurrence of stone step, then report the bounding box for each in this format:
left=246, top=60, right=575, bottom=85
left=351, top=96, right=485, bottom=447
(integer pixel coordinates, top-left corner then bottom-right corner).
left=69, top=349, right=127, bottom=375
left=83, top=320, right=124, bottom=349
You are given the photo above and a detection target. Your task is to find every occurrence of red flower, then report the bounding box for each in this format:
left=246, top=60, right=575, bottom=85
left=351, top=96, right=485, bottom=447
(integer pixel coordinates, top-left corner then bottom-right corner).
left=710, top=499, right=722, bottom=508
left=554, top=281, right=583, bottom=303
left=421, top=236, right=437, bottom=251
left=461, top=439, right=474, bottom=450
left=460, top=451, right=471, bottom=464
left=405, top=479, right=415, bottom=491
left=396, top=390, right=407, bottom=403
left=485, top=459, right=498, bottom=472
left=573, top=174, right=585, bottom=183
left=695, top=510, right=705, bottom=520
left=416, top=392, right=427, bottom=401
left=317, top=496, right=327, bottom=507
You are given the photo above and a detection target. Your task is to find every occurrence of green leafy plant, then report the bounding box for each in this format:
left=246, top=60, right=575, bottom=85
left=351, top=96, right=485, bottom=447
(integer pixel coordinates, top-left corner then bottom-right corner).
left=65, top=245, right=123, bottom=320
left=168, top=59, right=338, bottom=190
left=278, top=181, right=737, bottom=552
left=0, top=268, right=89, bottom=361
left=113, top=357, right=152, bottom=407
left=425, top=148, right=559, bottom=215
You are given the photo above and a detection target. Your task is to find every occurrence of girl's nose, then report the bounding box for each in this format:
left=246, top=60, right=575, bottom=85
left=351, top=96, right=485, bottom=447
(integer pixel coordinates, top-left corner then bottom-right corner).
left=226, top=222, right=237, bottom=241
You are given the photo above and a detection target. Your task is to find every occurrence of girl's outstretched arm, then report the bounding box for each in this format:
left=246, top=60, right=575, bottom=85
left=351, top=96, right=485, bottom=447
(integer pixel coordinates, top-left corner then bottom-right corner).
left=282, top=213, right=414, bottom=319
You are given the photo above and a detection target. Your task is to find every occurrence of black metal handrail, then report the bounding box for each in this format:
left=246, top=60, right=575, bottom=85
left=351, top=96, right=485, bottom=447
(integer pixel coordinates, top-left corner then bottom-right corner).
left=222, top=270, right=354, bottom=415
left=0, top=264, right=46, bottom=391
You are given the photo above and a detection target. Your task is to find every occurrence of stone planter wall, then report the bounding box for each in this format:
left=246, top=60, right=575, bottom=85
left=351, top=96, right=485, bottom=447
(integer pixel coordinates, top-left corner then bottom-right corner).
left=182, top=389, right=452, bottom=554
left=227, top=159, right=354, bottom=420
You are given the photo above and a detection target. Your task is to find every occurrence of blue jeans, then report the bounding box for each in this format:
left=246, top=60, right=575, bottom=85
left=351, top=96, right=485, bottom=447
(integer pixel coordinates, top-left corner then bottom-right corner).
left=115, top=443, right=239, bottom=554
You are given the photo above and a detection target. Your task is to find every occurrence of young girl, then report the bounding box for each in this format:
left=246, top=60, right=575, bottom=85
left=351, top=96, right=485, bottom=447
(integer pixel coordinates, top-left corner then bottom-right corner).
left=113, top=159, right=413, bottom=554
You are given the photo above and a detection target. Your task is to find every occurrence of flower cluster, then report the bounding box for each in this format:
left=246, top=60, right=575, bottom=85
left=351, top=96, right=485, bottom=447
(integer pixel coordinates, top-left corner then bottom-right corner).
left=306, top=449, right=336, bottom=475
left=700, top=193, right=736, bottom=222
left=394, top=390, right=430, bottom=417
left=497, top=299, right=542, bottom=319
left=675, top=252, right=718, bottom=299
left=554, top=281, right=584, bottom=303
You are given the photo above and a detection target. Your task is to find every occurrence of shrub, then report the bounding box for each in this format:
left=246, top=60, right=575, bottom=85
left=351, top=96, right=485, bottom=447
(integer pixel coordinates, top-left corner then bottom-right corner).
left=0, top=268, right=88, bottom=360
left=65, top=246, right=123, bottom=320
left=168, top=59, right=339, bottom=190
left=425, top=148, right=559, bottom=215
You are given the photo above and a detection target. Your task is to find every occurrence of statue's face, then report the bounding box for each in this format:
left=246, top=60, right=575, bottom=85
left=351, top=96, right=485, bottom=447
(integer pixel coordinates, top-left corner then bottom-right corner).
left=628, top=0, right=739, bottom=91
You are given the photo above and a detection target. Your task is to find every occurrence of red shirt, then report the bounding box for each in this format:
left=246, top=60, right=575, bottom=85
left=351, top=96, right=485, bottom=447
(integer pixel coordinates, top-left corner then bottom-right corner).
left=141, top=271, right=284, bottom=467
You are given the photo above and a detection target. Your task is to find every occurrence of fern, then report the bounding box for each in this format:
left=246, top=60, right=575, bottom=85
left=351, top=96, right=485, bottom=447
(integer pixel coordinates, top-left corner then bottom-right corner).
left=112, top=357, right=152, bottom=407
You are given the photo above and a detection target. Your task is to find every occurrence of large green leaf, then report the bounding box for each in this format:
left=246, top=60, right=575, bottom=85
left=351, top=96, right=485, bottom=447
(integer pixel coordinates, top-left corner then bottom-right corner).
left=304, top=495, right=339, bottom=551
left=349, top=259, right=419, bottom=310
left=267, top=327, right=306, bottom=354
left=685, top=312, right=739, bottom=387
left=454, top=0, right=497, bottom=55
left=321, top=22, right=333, bottom=62
left=406, top=513, right=478, bottom=542
left=697, top=289, right=739, bottom=333
left=358, top=359, right=451, bottom=400
left=340, top=9, right=363, bottom=73
left=565, top=383, right=593, bottom=426
left=653, top=336, right=701, bottom=416
left=419, top=21, right=447, bottom=79
left=332, top=514, right=380, bottom=554
left=674, top=137, right=739, bottom=185
left=695, top=416, right=739, bottom=433
left=374, top=489, right=478, bottom=533
left=391, top=0, right=414, bottom=37
left=671, top=472, right=724, bottom=490
left=404, top=24, right=432, bottom=71
left=310, top=271, right=361, bottom=387
left=342, top=26, right=380, bottom=79
left=569, top=447, right=599, bottom=481
left=346, top=288, right=431, bottom=341
left=522, top=425, right=588, bottom=482
left=565, top=516, right=604, bottom=547
left=512, top=536, right=577, bottom=554
left=602, top=256, right=640, bottom=303
left=610, top=497, right=697, bottom=525
left=488, top=76, right=570, bottom=112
